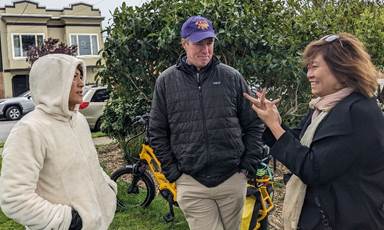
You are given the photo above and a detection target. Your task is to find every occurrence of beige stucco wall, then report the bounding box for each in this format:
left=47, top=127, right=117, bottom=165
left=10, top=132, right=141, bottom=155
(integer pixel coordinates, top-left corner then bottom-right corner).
left=63, top=5, right=100, bottom=17
left=3, top=23, right=104, bottom=70
left=0, top=73, right=4, bottom=98
left=86, top=66, right=99, bottom=84
left=0, top=1, right=104, bottom=98
left=5, top=25, right=48, bottom=70
left=47, top=27, right=65, bottom=42
left=65, top=25, right=103, bottom=66
left=0, top=14, right=7, bottom=75
left=1, top=65, right=99, bottom=98
left=3, top=72, right=15, bottom=98
left=5, top=2, right=45, bottom=15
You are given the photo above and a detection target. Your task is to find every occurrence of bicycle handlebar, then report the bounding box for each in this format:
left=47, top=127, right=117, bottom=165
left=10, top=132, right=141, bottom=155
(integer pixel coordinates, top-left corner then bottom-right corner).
left=127, top=113, right=151, bottom=146
left=131, top=113, right=150, bottom=126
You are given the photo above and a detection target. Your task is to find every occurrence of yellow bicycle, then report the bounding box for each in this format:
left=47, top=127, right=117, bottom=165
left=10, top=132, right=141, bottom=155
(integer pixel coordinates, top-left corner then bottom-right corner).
left=111, top=113, right=274, bottom=227
left=111, top=113, right=177, bottom=222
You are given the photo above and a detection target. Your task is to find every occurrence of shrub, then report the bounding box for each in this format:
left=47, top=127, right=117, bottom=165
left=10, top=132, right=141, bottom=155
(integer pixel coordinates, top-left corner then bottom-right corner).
left=97, top=0, right=384, bottom=148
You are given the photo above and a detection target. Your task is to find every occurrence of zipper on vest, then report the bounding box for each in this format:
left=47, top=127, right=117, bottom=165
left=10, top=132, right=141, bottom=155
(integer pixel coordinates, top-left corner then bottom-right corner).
left=197, top=73, right=210, bottom=163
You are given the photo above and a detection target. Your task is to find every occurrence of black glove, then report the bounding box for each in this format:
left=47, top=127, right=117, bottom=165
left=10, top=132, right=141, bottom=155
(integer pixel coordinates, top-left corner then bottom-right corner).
left=283, top=172, right=292, bottom=185
left=69, top=208, right=82, bottom=230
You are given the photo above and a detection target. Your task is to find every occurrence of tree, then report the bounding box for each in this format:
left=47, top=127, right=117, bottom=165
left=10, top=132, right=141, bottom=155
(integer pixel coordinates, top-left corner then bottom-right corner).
left=97, top=0, right=384, bottom=148
left=26, top=37, right=77, bottom=65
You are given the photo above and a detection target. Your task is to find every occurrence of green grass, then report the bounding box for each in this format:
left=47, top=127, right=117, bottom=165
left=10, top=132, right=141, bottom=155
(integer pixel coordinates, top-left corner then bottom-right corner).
left=0, top=212, right=23, bottom=230
left=0, top=156, right=23, bottom=229
left=91, top=131, right=107, bottom=138
left=110, top=196, right=188, bottom=230
left=110, top=171, right=188, bottom=229
left=0, top=156, right=188, bottom=230
left=0, top=142, right=3, bottom=149
left=0, top=197, right=187, bottom=230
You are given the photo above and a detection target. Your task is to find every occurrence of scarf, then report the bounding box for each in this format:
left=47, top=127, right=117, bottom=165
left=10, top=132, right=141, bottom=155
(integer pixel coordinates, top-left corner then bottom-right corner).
left=282, top=87, right=354, bottom=230
left=309, top=88, right=355, bottom=120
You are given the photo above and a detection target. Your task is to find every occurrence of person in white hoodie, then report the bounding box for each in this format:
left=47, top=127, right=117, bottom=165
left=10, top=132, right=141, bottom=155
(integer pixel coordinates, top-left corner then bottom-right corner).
left=0, top=54, right=117, bottom=230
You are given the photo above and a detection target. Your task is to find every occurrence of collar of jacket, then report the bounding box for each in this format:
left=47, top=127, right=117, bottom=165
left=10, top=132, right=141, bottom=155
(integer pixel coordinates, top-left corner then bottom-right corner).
left=175, top=53, right=220, bottom=75
left=302, top=92, right=365, bottom=143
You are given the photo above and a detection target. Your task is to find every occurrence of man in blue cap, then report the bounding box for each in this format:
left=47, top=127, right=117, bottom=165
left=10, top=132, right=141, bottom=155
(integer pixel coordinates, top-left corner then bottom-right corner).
left=149, top=15, right=264, bottom=230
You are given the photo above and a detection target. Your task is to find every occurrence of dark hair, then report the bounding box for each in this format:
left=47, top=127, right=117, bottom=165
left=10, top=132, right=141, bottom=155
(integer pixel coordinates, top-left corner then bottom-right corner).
left=76, top=64, right=83, bottom=77
left=303, top=33, right=379, bottom=97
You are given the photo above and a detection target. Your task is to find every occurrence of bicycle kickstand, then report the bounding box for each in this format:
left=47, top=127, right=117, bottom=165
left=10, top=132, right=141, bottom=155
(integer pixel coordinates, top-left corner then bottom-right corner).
left=163, top=193, right=175, bottom=222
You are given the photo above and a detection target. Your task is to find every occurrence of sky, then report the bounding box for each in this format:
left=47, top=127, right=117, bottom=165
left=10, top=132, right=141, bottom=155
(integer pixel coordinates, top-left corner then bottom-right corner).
left=0, top=0, right=149, bottom=29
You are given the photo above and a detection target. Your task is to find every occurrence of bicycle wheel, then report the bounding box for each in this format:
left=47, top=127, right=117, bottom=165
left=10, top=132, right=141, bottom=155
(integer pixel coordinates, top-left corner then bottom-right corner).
left=111, top=164, right=156, bottom=211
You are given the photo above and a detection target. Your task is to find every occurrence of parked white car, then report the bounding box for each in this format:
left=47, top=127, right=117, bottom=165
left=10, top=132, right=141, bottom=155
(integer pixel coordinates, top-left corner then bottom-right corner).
left=0, top=91, right=35, bottom=120
left=79, top=86, right=109, bottom=131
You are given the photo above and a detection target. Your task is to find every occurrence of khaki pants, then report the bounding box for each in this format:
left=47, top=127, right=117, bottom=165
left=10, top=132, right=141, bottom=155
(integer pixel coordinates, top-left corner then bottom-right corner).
left=176, top=172, right=247, bottom=230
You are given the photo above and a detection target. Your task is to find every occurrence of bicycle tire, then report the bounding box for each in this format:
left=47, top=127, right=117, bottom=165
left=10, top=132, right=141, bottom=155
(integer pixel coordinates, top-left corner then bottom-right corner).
left=111, top=165, right=156, bottom=211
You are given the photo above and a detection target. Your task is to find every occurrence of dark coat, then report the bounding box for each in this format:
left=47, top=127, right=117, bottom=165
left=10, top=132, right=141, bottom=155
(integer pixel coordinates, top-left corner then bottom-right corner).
left=268, top=92, right=384, bottom=230
left=149, top=55, right=264, bottom=187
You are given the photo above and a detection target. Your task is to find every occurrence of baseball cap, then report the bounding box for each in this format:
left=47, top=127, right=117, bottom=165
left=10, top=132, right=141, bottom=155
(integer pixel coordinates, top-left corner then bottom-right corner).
left=180, top=16, right=216, bottom=43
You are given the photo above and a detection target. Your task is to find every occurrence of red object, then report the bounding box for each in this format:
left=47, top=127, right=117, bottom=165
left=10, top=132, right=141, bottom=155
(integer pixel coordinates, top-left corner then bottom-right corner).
left=79, top=102, right=89, bottom=110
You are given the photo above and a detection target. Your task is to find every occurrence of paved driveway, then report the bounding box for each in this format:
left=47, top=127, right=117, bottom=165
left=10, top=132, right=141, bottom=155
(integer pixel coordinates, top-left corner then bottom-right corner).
left=0, top=120, right=18, bottom=142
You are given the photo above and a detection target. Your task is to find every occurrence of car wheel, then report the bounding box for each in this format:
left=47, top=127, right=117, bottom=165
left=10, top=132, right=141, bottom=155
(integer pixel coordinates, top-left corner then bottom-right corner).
left=5, top=106, right=22, bottom=120
left=94, top=118, right=102, bottom=132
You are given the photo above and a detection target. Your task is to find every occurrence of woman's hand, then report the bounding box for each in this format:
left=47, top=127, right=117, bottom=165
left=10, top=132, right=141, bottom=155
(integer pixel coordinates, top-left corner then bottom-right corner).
left=243, top=89, right=281, bottom=126
left=243, top=89, right=285, bottom=139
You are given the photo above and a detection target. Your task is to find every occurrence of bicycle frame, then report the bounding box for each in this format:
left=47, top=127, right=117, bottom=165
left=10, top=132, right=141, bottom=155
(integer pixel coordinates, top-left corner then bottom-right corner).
left=256, top=178, right=274, bottom=224
left=118, top=114, right=274, bottom=225
left=139, top=144, right=177, bottom=202
left=139, top=142, right=274, bottom=226
left=254, top=156, right=275, bottom=226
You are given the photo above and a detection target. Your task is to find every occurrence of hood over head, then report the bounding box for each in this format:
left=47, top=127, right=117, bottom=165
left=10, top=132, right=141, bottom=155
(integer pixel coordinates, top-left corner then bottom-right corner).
left=29, top=54, right=86, bottom=119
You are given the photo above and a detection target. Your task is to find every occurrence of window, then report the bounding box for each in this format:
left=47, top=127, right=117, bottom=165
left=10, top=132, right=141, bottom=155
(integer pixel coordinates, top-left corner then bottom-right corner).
left=91, top=89, right=109, bottom=102
left=70, top=34, right=99, bottom=56
left=12, top=34, right=44, bottom=58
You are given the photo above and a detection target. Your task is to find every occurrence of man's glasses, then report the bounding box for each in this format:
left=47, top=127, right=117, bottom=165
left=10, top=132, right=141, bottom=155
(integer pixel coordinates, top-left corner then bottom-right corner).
left=320, top=34, right=343, bottom=47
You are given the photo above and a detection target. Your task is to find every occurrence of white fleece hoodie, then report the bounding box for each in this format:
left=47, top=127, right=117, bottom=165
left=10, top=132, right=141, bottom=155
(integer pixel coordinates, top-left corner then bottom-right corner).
left=0, top=54, right=117, bottom=230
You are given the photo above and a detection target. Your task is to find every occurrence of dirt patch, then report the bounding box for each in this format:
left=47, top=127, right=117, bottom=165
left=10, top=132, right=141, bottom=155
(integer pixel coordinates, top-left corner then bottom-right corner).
left=97, top=143, right=125, bottom=174
left=268, top=161, right=289, bottom=230
left=97, top=143, right=286, bottom=229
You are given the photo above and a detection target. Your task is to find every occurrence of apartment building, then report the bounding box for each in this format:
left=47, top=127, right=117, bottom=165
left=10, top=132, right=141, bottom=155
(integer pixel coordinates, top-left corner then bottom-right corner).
left=0, top=0, right=104, bottom=98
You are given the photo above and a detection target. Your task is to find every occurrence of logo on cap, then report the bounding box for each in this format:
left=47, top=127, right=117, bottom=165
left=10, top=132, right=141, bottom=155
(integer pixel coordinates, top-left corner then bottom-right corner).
left=181, top=16, right=216, bottom=42
left=196, top=20, right=209, bottom=30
